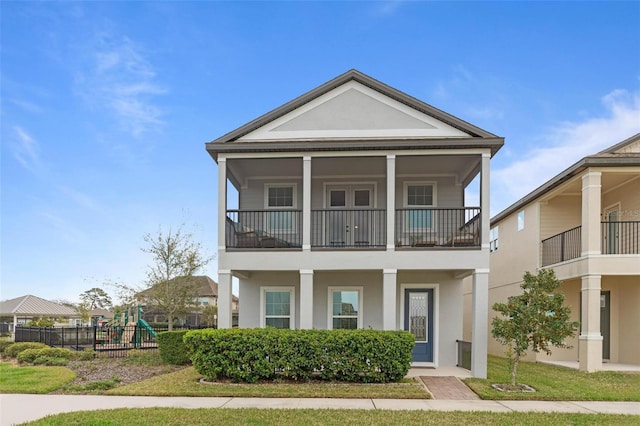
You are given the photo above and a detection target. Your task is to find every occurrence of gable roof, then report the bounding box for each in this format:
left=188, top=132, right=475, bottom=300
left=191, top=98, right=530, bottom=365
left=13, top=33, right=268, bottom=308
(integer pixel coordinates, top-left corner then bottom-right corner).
left=206, top=69, right=504, bottom=159
left=136, top=275, right=239, bottom=302
left=0, top=295, right=78, bottom=317
left=491, top=133, right=640, bottom=225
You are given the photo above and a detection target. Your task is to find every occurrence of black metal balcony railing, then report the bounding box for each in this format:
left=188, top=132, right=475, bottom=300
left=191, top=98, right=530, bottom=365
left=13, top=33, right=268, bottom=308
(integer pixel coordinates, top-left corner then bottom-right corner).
left=541, top=226, right=582, bottom=267
left=311, top=209, right=386, bottom=248
left=226, top=210, right=302, bottom=249
left=395, top=208, right=481, bottom=248
left=601, top=221, right=640, bottom=254
left=541, top=221, right=639, bottom=266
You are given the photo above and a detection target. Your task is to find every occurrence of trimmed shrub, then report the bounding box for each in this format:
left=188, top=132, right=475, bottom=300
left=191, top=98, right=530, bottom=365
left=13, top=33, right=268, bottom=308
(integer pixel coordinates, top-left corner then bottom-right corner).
left=0, top=338, right=14, bottom=354
left=157, top=330, right=190, bottom=365
left=4, top=342, right=48, bottom=358
left=32, top=356, right=69, bottom=366
left=75, top=348, right=96, bottom=361
left=17, top=347, right=74, bottom=364
left=184, top=328, right=414, bottom=383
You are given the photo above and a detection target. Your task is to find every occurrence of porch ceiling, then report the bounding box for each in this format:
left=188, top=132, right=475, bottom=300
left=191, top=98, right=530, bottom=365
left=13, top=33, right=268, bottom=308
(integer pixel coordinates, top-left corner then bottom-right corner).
left=544, top=171, right=639, bottom=199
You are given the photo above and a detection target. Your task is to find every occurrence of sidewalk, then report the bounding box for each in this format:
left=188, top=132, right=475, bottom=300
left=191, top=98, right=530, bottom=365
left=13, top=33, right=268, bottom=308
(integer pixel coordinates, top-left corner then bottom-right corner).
left=1, top=394, right=638, bottom=425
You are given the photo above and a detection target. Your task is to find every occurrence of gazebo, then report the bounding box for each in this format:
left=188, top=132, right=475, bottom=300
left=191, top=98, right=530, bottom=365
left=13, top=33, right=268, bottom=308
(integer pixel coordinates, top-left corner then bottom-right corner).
left=0, top=295, right=80, bottom=334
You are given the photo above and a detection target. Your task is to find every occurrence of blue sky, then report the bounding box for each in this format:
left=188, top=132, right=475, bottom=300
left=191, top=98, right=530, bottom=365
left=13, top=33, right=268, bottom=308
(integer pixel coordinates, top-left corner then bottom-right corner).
left=2, top=1, right=639, bottom=304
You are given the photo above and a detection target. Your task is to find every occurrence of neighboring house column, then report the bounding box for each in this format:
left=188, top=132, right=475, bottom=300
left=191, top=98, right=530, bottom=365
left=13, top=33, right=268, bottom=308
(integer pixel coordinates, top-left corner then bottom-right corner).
left=471, top=269, right=489, bottom=378
left=580, top=274, right=603, bottom=372
left=217, top=270, right=233, bottom=329
left=386, top=155, right=396, bottom=250
left=480, top=152, right=491, bottom=249
left=382, top=269, right=397, bottom=330
left=218, top=156, right=227, bottom=252
left=299, top=269, right=314, bottom=329
left=303, top=156, right=312, bottom=251
left=581, top=171, right=602, bottom=256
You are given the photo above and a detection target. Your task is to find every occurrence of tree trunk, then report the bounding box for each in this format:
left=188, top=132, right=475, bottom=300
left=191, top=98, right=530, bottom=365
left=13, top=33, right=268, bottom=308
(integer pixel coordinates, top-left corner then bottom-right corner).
left=511, top=352, right=520, bottom=386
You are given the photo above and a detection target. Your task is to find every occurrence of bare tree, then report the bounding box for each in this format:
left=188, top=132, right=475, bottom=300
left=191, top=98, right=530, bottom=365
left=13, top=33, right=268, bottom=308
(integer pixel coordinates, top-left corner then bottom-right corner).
left=142, top=225, right=210, bottom=331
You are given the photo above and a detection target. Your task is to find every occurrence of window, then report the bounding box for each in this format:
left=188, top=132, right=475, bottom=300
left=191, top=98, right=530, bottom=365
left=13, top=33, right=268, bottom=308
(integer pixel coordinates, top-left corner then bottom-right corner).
left=517, top=210, right=525, bottom=231
left=261, top=287, right=295, bottom=329
left=328, top=287, right=363, bottom=329
left=265, top=185, right=296, bottom=232
left=405, top=183, right=436, bottom=229
left=489, top=226, right=499, bottom=252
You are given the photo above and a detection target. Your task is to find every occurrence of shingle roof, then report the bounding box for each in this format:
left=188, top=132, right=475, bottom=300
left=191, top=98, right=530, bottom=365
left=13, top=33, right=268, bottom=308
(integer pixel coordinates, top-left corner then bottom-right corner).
left=0, top=295, right=78, bottom=317
left=136, top=276, right=239, bottom=302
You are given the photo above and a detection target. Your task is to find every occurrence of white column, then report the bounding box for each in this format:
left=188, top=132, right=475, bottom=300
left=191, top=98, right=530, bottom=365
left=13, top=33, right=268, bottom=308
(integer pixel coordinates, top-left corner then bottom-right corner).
left=299, top=269, right=314, bottom=329
left=217, top=270, right=233, bottom=329
left=217, top=156, right=227, bottom=252
left=382, top=269, right=397, bottom=330
left=471, top=269, right=489, bottom=378
left=581, top=171, right=602, bottom=256
left=579, top=274, right=603, bottom=372
left=303, top=156, right=312, bottom=251
left=386, top=155, right=396, bottom=250
left=480, top=153, right=491, bottom=249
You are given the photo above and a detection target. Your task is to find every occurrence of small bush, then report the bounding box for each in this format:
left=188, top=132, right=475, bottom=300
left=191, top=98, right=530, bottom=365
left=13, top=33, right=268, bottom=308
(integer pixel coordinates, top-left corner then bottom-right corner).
left=75, top=348, right=96, bottom=361
left=4, top=342, right=48, bottom=358
left=32, top=356, right=69, bottom=366
left=124, top=350, right=163, bottom=366
left=0, top=338, right=14, bottom=354
left=184, top=328, right=414, bottom=383
left=157, top=330, right=190, bottom=365
left=18, top=347, right=74, bottom=364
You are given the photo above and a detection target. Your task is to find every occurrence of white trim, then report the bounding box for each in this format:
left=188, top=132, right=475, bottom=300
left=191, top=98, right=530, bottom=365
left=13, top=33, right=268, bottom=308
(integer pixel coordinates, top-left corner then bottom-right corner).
left=264, top=183, right=298, bottom=209
left=260, top=286, right=296, bottom=330
left=222, top=148, right=492, bottom=160
left=402, top=181, right=438, bottom=208
left=400, top=283, right=439, bottom=367
left=327, top=286, right=363, bottom=330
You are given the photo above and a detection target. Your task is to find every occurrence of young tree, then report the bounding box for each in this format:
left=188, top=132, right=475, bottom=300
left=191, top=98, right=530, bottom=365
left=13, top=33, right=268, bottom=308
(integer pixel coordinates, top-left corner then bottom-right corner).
left=491, top=269, right=579, bottom=386
left=142, top=225, right=210, bottom=331
left=75, top=300, right=92, bottom=325
left=79, top=287, right=113, bottom=310
left=201, top=304, right=218, bottom=327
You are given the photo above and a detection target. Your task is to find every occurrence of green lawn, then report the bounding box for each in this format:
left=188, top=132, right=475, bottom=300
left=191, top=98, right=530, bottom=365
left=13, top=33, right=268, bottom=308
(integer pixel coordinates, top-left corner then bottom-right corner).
left=21, top=408, right=640, bottom=426
left=465, top=355, right=640, bottom=401
left=107, top=367, right=429, bottom=399
left=0, top=362, right=76, bottom=394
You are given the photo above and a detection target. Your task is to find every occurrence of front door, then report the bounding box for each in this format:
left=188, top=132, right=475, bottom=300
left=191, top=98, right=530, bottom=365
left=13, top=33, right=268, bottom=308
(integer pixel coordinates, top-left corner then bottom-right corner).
left=604, top=206, right=620, bottom=254
left=404, top=289, right=434, bottom=362
left=326, top=185, right=373, bottom=247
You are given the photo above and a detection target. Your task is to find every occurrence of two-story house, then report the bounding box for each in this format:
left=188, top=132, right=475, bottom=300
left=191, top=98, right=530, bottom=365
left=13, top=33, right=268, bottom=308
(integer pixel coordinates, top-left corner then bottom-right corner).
left=206, top=70, right=504, bottom=378
left=483, top=134, right=639, bottom=372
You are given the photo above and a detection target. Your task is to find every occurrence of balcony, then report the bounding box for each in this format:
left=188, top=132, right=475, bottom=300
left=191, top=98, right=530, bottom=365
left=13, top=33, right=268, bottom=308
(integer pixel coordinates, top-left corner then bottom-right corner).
left=226, top=207, right=481, bottom=250
left=541, top=222, right=640, bottom=267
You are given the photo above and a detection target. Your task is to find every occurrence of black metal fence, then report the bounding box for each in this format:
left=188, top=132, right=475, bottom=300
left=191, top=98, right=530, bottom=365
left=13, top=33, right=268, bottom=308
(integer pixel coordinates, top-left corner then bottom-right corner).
left=395, top=208, right=481, bottom=248
left=226, top=210, right=302, bottom=248
left=602, top=221, right=639, bottom=254
left=13, top=325, right=209, bottom=358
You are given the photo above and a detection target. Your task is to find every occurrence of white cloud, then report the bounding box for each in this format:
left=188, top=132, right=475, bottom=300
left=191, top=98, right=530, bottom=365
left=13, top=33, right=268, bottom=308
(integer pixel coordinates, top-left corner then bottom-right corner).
left=11, top=126, right=44, bottom=174
left=492, top=89, right=640, bottom=215
left=56, top=185, right=100, bottom=211
left=76, top=35, right=166, bottom=137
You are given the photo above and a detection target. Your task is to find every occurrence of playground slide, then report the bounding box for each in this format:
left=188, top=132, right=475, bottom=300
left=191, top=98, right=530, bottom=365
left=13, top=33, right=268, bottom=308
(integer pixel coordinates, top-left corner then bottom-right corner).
left=138, top=318, right=157, bottom=338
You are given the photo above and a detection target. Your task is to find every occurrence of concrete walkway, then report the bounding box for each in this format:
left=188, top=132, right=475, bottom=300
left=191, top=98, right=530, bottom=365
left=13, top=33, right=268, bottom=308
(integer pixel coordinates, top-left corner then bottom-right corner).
left=1, top=394, right=638, bottom=425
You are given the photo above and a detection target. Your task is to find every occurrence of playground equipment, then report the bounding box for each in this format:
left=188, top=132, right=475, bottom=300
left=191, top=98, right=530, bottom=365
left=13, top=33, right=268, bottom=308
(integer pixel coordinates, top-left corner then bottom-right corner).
left=107, top=305, right=157, bottom=347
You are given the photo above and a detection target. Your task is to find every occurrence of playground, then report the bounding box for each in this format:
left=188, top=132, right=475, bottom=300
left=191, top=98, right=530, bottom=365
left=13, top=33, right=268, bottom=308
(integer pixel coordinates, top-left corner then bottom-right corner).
left=97, top=306, right=157, bottom=349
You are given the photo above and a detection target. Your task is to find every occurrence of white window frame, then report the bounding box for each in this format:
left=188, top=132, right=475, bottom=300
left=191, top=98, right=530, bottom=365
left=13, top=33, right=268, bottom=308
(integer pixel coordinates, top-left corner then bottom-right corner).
left=403, top=181, right=437, bottom=230
left=327, top=286, right=363, bottom=329
left=264, top=183, right=298, bottom=233
left=517, top=210, right=525, bottom=231
left=260, top=286, right=295, bottom=329
left=489, top=226, right=499, bottom=252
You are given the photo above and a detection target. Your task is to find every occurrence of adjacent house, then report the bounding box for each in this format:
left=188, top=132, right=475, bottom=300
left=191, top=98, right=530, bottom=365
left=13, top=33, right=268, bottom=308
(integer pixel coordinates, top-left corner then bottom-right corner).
left=206, top=70, right=504, bottom=377
left=478, top=134, right=639, bottom=372
left=136, top=275, right=239, bottom=327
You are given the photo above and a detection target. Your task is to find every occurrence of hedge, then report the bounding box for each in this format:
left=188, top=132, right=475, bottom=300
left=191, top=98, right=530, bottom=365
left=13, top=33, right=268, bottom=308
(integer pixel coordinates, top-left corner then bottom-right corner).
left=157, top=330, right=191, bottom=365
left=4, top=342, right=48, bottom=358
left=17, top=347, right=75, bottom=364
left=184, top=328, right=414, bottom=383
left=0, top=338, right=14, bottom=354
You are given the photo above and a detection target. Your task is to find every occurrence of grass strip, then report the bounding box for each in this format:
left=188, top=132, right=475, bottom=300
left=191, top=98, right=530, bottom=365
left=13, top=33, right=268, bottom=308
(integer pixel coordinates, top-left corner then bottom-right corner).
left=21, top=408, right=640, bottom=426
left=107, top=366, right=429, bottom=399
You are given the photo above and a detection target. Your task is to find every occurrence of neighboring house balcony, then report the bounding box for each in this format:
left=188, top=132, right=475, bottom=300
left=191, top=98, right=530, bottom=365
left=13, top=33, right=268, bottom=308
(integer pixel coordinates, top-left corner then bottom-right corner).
left=225, top=207, right=481, bottom=250
left=541, top=221, right=640, bottom=266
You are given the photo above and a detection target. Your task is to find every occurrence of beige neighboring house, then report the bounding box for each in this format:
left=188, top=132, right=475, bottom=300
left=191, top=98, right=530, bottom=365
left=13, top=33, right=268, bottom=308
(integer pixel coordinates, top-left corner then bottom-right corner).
left=136, top=275, right=239, bottom=326
left=206, top=70, right=504, bottom=377
left=471, top=134, right=640, bottom=372
left=0, top=295, right=84, bottom=332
